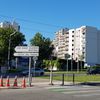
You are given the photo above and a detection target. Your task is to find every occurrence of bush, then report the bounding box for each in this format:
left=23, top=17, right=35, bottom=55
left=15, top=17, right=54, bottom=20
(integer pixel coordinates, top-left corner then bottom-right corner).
left=7, top=69, right=21, bottom=73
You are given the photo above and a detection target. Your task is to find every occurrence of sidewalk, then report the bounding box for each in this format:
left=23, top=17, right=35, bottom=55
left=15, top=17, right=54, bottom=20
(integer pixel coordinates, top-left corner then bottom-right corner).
left=1, top=77, right=100, bottom=89
left=0, top=77, right=74, bottom=89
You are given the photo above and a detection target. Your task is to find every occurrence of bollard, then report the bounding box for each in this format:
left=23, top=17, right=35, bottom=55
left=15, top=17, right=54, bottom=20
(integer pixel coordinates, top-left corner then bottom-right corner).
left=61, top=74, right=64, bottom=86
left=22, top=77, right=26, bottom=88
left=13, top=76, right=18, bottom=87
left=72, top=73, right=75, bottom=85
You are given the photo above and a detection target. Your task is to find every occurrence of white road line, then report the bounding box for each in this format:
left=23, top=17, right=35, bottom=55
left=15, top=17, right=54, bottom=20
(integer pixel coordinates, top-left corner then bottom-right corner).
left=74, top=93, right=100, bottom=97
left=63, top=89, right=100, bottom=94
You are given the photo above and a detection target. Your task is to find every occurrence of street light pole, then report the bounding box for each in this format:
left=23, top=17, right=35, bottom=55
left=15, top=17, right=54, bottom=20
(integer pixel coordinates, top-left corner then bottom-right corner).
left=8, top=31, right=16, bottom=70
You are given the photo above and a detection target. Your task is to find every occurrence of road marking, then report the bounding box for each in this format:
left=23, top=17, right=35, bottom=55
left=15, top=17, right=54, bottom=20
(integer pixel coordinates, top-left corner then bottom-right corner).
left=74, top=93, right=100, bottom=97
left=63, top=89, right=100, bottom=94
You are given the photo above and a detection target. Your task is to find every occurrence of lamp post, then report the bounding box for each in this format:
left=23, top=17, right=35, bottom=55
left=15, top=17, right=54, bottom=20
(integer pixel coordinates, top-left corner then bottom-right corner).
left=65, top=53, right=70, bottom=72
left=8, top=31, right=16, bottom=70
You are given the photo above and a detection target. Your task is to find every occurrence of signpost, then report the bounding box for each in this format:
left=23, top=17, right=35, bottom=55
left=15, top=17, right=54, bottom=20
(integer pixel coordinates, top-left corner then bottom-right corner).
left=15, top=46, right=39, bottom=52
left=14, top=52, right=39, bottom=57
left=14, top=46, right=39, bottom=87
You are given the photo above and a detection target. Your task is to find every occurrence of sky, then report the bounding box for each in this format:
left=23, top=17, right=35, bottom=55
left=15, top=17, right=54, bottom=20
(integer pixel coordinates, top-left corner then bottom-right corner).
left=0, top=0, right=100, bottom=44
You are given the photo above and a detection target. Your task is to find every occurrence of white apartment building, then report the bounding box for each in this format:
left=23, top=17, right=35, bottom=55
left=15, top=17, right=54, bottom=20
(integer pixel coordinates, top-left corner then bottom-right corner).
left=53, top=26, right=100, bottom=66
left=0, top=21, right=20, bottom=31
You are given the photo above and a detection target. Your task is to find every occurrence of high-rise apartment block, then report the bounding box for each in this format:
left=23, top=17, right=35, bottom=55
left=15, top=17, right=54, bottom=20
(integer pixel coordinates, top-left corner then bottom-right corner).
left=52, top=26, right=100, bottom=66
left=0, top=21, right=20, bottom=31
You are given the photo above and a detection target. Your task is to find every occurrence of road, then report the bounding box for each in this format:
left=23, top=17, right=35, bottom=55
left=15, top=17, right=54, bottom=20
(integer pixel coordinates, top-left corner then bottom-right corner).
left=0, top=85, right=100, bottom=100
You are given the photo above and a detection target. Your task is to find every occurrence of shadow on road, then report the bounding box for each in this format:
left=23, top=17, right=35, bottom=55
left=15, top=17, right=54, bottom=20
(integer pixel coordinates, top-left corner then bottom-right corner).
left=79, top=82, right=100, bottom=86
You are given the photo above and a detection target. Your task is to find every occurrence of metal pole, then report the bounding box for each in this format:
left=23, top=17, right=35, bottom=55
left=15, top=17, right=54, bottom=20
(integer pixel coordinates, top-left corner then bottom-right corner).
left=28, top=57, right=31, bottom=87
left=34, top=59, right=36, bottom=77
left=8, top=38, right=11, bottom=70
left=77, top=60, right=79, bottom=72
left=8, top=32, right=16, bottom=70
left=72, top=73, right=75, bottom=85
left=71, top=58, right=73, bottom=71
left=16, top=57, right=18, bottom=69
left=61, top=74, right=64, bottom=86
left=67, top=59, right=68, bottom=72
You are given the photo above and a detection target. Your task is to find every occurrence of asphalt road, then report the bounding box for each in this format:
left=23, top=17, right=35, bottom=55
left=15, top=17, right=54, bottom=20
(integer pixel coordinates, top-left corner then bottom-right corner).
left=0, top=85, right=100, bottom=100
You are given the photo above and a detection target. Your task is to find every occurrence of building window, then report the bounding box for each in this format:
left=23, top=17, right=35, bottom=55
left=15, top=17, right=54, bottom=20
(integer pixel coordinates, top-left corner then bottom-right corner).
left=72, top=44, right=74, bottom=46
left=66, top=40, right=69, bottom=42
left=66, top=49, right=68, bottom=51
left=72, top=31, right=74, bottom=33
left=72, top=35, right=74, bottom=37
left=66, top=32, right=69, bottom=34
left=83, top=33, right=85, bottom=35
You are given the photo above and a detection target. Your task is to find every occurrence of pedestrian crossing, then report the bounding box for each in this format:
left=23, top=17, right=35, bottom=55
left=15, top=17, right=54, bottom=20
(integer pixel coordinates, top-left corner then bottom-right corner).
left=45, top=85, right=100, bottom=97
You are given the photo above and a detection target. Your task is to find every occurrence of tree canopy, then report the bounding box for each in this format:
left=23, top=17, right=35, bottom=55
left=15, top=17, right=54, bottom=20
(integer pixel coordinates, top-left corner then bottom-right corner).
left=30, top=32, right=54, bottom=60
left=0, top=28, right=26, bottom=65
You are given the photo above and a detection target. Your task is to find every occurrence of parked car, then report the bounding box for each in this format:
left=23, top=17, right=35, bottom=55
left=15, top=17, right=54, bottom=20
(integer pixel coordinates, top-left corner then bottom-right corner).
left=21, top=68, right=44, bottom=76
left=87, top=67, right=100, bottom=74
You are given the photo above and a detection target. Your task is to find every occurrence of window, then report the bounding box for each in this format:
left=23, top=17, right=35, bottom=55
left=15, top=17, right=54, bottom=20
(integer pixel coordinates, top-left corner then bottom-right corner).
left=83, top=33, right=85, bottom=35
left=83, top=47, right=85, bottom=49
left=72, top=35, right=74, bottom=37
left=72, top=31, right=74, bottom=33
left=66, top=49, right=68, bottom=51
left=66, top=32, right=69, bottom=34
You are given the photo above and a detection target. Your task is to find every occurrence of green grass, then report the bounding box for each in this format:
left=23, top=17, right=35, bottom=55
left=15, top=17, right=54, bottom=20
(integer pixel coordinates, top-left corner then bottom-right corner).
left=45, top=71, right=86, bottom=74
left=38, top=71, right=100, bottom=83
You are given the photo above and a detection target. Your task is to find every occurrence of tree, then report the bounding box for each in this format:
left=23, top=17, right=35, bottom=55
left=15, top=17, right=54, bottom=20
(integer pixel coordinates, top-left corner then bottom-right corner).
left=0, top=28, right=26, bottom=66
left=43, top=59, right=61, bottom=70
left=43, top=59, right=55, bottom=85
left=30, top=32, right=54, bottom=60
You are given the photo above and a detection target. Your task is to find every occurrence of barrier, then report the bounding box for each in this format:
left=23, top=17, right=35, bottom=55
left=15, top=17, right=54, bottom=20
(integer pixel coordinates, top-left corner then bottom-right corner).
left=13, top=76, right=18, bottom=87
left=21, top=77, right=26, bottom=88
left=6, top=76, right=10, bottom=87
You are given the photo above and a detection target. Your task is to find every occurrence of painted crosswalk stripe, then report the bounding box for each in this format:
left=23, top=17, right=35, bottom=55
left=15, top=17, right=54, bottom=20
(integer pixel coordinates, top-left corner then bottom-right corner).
left=63, top=89, right=100, bottom=94
left=74, top=93, right=100, bottom=97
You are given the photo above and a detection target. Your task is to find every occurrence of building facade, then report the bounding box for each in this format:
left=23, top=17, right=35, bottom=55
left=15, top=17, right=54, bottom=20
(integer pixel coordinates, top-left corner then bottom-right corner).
left=53, top=26, right=100, bottom=66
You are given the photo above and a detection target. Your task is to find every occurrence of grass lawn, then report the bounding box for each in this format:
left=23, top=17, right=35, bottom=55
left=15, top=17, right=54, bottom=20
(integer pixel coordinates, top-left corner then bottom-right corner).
left=38, top=71, right=100, bottom=83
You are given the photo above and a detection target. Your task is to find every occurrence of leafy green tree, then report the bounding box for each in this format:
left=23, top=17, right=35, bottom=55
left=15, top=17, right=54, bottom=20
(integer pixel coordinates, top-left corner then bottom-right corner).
left=0, top=28, right=26, bottom=66
left=43, top=59, right=61, bottom=70
left=30, top=32, right=54, bottom=60
left=54, top=59, right=61, bottom=70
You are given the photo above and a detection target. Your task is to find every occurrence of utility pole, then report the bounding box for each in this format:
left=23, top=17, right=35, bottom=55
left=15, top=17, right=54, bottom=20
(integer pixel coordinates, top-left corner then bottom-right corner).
left=8, top=31, right=16, bottom=70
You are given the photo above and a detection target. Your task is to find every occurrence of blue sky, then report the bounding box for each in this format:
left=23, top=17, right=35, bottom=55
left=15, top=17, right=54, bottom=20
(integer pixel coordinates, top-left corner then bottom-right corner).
left=0, top=0, right=100, bottom=44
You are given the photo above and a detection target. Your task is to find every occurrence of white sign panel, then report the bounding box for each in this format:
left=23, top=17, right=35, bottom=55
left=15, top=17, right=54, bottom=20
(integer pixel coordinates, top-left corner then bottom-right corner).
left=14, top=52, right=39, bottom=57
left=15, top=46, right=39, bottom=52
